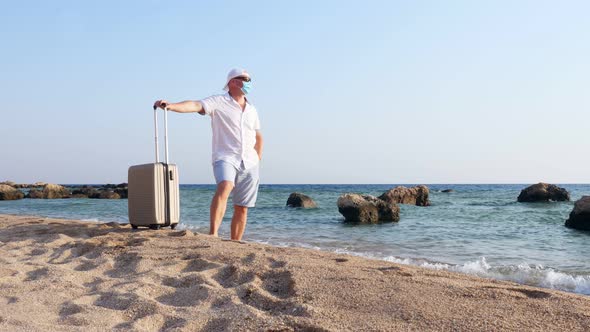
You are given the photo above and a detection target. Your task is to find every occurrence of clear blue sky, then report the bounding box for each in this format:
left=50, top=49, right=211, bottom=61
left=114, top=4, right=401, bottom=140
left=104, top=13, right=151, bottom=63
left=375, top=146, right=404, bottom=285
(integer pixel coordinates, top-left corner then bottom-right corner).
left=2, top=1, right=589, bottom=184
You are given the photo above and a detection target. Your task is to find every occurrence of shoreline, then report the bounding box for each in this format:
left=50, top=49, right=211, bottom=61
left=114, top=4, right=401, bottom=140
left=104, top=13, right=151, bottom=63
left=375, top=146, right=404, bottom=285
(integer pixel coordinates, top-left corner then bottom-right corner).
left=1, top=214, right=589, bottom=331
left=1, top=210, right=589, bottom=297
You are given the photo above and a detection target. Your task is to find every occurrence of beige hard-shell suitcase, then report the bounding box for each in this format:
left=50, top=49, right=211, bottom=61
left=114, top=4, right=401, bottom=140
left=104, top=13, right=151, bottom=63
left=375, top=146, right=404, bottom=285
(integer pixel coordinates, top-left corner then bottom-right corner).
left=128, top=107, right=180, bottom=229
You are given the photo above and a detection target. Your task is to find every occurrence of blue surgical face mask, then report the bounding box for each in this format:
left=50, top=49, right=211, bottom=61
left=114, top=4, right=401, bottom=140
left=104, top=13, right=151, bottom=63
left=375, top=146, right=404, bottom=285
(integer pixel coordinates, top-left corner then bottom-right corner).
left=241, top=80, right=252, bottom=95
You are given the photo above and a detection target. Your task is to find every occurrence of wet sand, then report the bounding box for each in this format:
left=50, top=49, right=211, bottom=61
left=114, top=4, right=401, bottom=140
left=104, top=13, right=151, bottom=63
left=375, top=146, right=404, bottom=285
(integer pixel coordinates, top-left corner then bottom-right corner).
left=0, top=214, right=589, bottom=331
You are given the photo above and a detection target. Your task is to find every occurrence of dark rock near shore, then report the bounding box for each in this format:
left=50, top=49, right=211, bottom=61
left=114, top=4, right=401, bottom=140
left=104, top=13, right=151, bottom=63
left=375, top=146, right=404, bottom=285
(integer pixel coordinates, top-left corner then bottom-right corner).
left=286, top=192, right=317, bottom=208
left=441, top=189, right=454, bottom=193
left=0, top=184, right=24, bottom=200
left=378, top=185, right=430, bottom=206
left=565, top=196, right=590, bottom=231
left=337, top=193, right=400, bottom=223
left=517, top=183, right=570, bottom=202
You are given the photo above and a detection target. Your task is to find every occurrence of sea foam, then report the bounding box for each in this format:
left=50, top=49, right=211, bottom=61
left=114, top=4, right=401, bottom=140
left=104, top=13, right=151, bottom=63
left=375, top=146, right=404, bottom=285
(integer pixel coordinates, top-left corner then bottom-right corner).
left=382, top=255, right=590, bottom=295
left=247, top=241, right=590, bottom=296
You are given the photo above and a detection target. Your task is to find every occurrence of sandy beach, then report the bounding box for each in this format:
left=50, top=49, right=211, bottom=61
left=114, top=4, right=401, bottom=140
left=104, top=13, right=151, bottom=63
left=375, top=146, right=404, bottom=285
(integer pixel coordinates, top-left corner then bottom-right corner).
left=0, top=214, right=589, bottom=331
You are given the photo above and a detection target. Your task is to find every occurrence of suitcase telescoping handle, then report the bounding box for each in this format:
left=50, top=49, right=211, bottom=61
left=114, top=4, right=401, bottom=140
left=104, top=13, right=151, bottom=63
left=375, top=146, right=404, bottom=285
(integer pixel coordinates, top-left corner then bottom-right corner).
left=153, top=107, right=170, bottom=164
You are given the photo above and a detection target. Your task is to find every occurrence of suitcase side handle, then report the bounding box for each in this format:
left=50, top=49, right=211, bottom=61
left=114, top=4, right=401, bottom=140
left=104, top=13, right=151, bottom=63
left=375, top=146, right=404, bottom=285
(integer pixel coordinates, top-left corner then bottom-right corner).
left=154, top=107, right=170, bottom=164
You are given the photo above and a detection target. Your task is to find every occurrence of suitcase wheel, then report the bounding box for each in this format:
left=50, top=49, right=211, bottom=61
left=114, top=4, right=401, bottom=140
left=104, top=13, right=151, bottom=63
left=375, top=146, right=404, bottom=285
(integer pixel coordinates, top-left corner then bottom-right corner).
left=170, top=224, right=177, bottom=230
left=131, top=224, right=138, bottom=230
left=149, top=224, right=161, bottom=230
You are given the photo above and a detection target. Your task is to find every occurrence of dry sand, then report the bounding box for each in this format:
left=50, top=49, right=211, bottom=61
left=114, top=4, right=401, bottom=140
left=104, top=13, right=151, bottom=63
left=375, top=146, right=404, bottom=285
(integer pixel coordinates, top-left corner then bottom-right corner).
left=0, top=214, right=589, bottom=331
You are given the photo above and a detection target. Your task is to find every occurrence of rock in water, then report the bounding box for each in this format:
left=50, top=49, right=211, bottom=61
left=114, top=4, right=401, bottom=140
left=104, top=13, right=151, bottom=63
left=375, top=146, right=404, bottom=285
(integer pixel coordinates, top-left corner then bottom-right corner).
left=99, top=191, right=121, bottom=199
left=71, top=185, right=99, bottom=198
left=42, top=184, right=71, bottom=199
left=0, top=184, right=24, bottom=200
left=565, top=196, right=590, bottom=230
left=114, top=188, right=128, bottom=199
left=27, top=189, right=44, bottom=199
left=286, top=192, right=317, bottom=208
left=337, top=193, right=400, bottom=223
left=378, top=185, right=430, bottom=206
left=517, top=183, right=570, bottom=202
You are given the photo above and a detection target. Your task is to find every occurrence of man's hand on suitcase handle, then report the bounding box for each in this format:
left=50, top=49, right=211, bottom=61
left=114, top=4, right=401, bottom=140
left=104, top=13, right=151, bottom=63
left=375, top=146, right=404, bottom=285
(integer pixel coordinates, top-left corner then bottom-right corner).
left=153, top=100, right=168, bottom=111
left=153, top=100, right=205, bottom=114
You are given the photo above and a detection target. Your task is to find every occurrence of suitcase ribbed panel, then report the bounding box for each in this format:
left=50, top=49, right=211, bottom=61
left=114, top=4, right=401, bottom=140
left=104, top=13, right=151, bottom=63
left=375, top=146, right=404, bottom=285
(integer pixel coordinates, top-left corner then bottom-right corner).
left=167, top=165, right=180, bottom=224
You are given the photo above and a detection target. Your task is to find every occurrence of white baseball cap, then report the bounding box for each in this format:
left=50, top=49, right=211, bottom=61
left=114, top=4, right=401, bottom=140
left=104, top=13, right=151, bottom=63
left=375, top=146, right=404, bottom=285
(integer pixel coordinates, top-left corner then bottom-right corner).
left=223, top=68, right=251, bottom=91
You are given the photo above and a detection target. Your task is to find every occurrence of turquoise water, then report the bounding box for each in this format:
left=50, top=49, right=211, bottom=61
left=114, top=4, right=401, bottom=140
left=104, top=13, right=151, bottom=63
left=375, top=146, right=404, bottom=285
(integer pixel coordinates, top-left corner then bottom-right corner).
left=2, top=184, right=589, bottom=295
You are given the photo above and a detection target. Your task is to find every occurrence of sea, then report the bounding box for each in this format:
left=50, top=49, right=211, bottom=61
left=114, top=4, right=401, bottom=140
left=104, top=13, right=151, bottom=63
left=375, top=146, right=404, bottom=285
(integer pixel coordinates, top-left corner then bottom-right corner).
left=1, top=184, right=589, bottom=295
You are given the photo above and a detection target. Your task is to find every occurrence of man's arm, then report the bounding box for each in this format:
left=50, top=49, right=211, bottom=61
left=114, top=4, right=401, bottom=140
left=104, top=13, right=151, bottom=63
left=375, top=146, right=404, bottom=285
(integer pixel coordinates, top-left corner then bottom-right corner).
left=255, top=131, right=264, bottom=160
left=153, top=100, right=206, bottom=115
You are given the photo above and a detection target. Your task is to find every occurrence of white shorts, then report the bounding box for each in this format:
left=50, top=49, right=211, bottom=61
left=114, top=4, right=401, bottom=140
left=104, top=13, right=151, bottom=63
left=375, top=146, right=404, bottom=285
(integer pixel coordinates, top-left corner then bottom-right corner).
left=213, top=160, right=260, bottom=207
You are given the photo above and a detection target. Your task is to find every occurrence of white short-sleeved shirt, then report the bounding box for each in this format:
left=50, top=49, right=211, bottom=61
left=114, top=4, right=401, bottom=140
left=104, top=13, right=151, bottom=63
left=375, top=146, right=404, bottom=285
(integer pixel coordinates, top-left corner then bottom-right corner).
left=199, top=93, right=261, bottom=170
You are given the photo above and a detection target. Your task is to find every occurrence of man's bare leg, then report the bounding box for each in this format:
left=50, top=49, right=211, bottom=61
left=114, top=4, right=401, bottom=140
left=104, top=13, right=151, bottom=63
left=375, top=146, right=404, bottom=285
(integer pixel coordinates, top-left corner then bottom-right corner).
left=209, top=181, right=234, bottom=236
left=230, top=205, right=248, bottom=241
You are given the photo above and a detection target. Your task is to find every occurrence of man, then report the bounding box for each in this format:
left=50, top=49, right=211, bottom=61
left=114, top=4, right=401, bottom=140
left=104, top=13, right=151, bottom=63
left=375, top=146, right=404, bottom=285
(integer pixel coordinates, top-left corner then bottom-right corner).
left=153, top=68, right=263, bottom=241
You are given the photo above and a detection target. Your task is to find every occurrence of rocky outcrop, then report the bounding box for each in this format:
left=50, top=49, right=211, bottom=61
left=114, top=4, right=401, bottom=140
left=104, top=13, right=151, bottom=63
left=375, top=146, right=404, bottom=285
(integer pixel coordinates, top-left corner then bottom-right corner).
left=0, top=184, right=24, bottom=200
left=18, top=182, right=48, bottom=188
left=1, top=182, right=33, bottom=188
left=337, top=193, right=400, bottom=223
left=517, top=183, right=570, bottom=202
left=68, top=185, right=127, bottom=199
left=71, top=186, right=100, bottom=198
left=26, top=189, right=44, bottom=199
left=286, top=193, right=317, bottom=208
left=4, top=183, right=128, bottom=199
left=565, top=196, right=590, bottom=231
left=378, top=185, right=430, bottom=206
left=114, top=188, right=128, bottom=199
left=99, top=191, right=121, bottom=199
left=27, top=184, right=70, bottom=199
left=42, top=184, right=71, bottom=199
